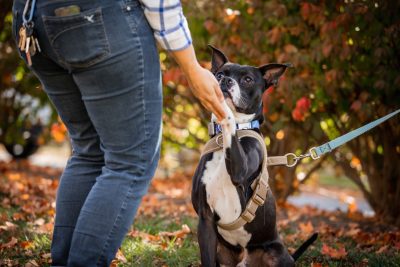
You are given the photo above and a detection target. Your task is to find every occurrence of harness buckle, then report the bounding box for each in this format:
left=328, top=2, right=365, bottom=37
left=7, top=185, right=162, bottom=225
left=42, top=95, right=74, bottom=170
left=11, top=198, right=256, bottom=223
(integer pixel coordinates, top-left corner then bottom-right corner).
left=207, top=123, right=215, bottom=136
left=241, top=209, right=255, bottom=223
left=253, top=192, right=265, bottom=206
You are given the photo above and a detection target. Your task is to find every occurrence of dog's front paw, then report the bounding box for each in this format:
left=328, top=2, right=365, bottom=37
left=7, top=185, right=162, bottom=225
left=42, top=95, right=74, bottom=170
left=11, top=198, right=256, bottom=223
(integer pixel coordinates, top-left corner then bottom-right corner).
left=221, top=101, right=236, bottom=134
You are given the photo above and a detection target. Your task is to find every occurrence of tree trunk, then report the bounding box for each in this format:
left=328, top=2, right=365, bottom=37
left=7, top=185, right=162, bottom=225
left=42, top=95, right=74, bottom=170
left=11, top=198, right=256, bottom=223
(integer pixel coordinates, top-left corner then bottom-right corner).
left=338, top=120, right=400, bottom=226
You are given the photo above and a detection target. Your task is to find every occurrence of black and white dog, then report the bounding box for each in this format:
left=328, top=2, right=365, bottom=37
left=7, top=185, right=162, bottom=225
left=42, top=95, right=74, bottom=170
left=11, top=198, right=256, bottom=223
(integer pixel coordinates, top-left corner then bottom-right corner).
left=191, top=46, right=317, bottom=266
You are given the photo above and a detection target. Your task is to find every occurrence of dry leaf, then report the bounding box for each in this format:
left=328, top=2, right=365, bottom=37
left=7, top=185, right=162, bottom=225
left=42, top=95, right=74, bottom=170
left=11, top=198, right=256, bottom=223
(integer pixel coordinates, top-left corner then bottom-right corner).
left=115, top=249, right=127, bottom=263
left=24, top=260, right=39, bottom=267
left=299, top=221, right=314, bottom=234
left=0, top=221, right=18, bottom=232
left=159, top=224, right=191, bottom=239
left=2, top=237, right=18, bottom=248
left=376, top=245, right=389, bottom=254
left=321, top=243, right=347, bottom=259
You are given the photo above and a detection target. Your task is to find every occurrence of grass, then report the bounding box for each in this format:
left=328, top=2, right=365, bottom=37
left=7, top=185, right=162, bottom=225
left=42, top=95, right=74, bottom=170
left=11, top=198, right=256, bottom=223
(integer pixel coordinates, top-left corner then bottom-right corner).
left=318, top=173, right=359, bottom=190
left=0, top=205, right=52, bottom=266
left=2, top=206, right=400, bottom=266
left=120, top=215, right=199, bottom=267
left=295, top=237, right=400, bottom=267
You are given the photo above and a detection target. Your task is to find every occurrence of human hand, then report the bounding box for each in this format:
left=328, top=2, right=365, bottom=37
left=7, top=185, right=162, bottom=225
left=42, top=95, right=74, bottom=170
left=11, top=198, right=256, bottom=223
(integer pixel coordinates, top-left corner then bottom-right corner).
left=185, top=64, right=226, bottom=121
left=170, top=44, right=226, bottom=121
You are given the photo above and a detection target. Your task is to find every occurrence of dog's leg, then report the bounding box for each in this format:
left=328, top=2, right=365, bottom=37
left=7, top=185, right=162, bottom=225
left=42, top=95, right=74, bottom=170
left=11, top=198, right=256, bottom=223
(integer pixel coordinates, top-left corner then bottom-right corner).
left=198, top=209, right=218, bottom=267
left=220, top=102, right=261, bottom=186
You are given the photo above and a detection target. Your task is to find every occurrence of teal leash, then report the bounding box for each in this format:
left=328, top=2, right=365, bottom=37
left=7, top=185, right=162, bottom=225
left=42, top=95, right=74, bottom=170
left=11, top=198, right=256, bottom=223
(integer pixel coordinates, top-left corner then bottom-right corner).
left=284, top=109, right=400, bottom=166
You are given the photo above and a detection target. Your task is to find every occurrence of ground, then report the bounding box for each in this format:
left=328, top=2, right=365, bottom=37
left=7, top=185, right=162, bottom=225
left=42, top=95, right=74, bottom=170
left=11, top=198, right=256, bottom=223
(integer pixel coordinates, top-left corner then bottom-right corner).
left=0, top=160, right=399, bottom=266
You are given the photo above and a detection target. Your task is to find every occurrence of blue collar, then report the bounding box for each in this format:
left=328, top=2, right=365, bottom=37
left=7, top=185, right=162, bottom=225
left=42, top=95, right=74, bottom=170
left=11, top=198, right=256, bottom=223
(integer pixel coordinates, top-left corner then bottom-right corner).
left=208, top=120, right=260, bottom=136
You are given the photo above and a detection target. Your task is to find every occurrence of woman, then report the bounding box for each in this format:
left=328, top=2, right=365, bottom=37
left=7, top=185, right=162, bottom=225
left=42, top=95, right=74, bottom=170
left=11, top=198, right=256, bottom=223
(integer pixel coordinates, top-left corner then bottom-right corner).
left=12, top=0, right=225, bottom=266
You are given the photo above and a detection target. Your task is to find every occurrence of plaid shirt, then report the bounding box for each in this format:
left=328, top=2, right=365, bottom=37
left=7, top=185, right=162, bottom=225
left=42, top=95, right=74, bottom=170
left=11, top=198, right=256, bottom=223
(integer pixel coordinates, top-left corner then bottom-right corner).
left=140, top=0, right=192, bottom=51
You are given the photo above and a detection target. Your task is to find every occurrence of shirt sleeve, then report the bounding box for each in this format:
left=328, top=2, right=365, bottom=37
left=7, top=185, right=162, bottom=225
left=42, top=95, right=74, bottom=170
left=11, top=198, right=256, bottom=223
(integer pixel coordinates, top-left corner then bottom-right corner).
left=140, top=0, right=192, bottom=51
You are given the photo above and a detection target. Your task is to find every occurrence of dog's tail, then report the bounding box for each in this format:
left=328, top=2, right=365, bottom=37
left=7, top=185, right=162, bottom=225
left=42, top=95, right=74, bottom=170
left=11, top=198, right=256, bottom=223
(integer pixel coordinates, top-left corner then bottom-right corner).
left=291, top=233, right=318, bottom=261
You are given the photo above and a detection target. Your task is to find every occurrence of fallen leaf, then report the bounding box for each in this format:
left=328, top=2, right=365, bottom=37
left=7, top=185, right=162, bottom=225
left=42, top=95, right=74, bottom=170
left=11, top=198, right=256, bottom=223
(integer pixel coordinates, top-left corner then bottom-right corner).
left=128, top=230, right=159, bottom=241
left=345, top=227, right=361, bottom=237
left=115, top=249, right=127, bottom=263
left=159, top=224, right=191, bottom=239
left=24, top=260, right=39, bottom=267
left=34, top=218, right=45, bottom=226
left=2, top=237, right=18, bottom=248
left=321, top=243, right=347, bottom=259
left=41, top=253, right=51, bottom=259
left=0, top=221, right=18, bottom=232
left=20, top=241, right=34, bottom=249
left=299, top=221, right=314, bottom=234
left=376, top=245, right=389, bottom=254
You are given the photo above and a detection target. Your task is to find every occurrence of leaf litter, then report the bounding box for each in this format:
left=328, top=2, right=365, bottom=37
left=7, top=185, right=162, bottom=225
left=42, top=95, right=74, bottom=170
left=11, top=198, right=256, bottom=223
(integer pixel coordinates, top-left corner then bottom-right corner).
left=0, top=161, right=399, bottom=266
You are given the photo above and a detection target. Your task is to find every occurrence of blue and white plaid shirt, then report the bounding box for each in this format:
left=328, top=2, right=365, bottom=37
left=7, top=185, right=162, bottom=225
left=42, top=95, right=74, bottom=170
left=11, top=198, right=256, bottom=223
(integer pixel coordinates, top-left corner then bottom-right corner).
left=140, top=0, right=192, bottom=51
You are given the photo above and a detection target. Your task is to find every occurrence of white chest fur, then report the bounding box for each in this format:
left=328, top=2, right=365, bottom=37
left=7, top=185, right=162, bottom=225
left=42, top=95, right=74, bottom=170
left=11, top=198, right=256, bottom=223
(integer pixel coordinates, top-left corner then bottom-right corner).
left=201, top=150, right=252, bottom=247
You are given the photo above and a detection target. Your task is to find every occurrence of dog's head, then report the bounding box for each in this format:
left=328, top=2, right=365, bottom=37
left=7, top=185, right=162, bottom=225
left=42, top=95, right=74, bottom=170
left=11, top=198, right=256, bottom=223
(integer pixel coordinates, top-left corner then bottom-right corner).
left=209, top=45, right=291, bottom=122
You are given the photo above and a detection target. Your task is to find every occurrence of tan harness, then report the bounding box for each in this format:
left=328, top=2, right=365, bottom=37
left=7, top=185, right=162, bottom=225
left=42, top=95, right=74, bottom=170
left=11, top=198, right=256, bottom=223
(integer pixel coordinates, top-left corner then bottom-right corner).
left=200, top=130, right=288, bottom=231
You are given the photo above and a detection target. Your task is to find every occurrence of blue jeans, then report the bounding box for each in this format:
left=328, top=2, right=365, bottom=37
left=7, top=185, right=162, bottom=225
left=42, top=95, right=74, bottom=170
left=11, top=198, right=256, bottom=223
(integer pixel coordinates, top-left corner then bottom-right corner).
left=12, top=0, right=162, bottom=266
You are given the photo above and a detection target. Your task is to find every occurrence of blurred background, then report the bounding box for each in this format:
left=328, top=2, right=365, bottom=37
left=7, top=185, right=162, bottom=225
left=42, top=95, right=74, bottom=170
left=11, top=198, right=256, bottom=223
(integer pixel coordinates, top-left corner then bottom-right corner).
left=1, top=0, right=399, bottom=228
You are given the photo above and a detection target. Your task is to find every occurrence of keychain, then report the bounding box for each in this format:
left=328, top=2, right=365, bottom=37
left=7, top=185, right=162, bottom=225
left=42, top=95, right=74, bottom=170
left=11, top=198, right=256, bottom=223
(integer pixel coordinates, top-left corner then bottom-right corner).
left=18, top=0, right=40, bottom=66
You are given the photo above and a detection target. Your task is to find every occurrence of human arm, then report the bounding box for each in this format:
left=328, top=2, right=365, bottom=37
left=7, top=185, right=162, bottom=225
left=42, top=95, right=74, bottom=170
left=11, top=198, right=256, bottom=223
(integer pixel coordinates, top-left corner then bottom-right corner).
left=140, top=0, right=226, bottom=121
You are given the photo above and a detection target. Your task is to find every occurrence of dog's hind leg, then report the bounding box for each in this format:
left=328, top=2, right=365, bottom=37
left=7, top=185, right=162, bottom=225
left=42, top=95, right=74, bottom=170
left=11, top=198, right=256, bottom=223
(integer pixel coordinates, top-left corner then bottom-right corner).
left=216, top=239, right=244, bottom=267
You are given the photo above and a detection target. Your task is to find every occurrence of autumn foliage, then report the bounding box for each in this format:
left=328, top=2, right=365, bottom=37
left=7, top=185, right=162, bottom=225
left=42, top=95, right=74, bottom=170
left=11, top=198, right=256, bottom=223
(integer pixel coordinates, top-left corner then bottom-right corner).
left=177, top=0, right=400, bottom=225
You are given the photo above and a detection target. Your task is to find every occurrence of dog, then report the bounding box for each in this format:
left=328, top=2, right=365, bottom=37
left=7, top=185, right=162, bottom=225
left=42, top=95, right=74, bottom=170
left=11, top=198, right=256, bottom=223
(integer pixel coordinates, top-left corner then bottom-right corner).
left=191, top=45, right=317, bottom=266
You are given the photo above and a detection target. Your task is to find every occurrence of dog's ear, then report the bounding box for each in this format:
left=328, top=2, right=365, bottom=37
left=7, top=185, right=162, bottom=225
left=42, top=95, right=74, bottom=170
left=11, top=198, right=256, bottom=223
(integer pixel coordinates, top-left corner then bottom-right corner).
left=208, top=45, right=228, bottom=74
left=259, top=63, right=292, bottom=88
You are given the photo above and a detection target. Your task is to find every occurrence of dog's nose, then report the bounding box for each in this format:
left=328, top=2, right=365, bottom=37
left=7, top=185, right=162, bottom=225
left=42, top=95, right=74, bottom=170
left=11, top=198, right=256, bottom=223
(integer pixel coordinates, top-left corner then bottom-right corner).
left=221, top=77, right=234, bottom=88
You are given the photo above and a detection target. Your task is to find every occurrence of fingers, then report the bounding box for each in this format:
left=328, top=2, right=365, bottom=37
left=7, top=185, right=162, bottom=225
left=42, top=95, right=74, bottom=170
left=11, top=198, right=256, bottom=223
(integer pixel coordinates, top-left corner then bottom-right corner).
left=209, top=78, right=226, bottom=120
left=209, top=97, right=226, bottom=122
left=214, top=83, right=224, bottom=102
left=187, top=67, right=226, bottom=121
left=198, top=92, right=225, bottom=122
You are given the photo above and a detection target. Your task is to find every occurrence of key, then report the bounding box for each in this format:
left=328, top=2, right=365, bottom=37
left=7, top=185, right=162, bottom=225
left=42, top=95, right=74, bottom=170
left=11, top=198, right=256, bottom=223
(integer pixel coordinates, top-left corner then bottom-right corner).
left=25, top=23, right=41, bottom=55
left=25, top=24, right=34, bottom=50
left=18, top=26, right=27, bottom=51
left=34, top=37, right=41, bottom=53
left=25, top=33, right=32, bottom=66
left=29, top=36, right=36, bottom=56
left=25, top=35, right=31, bottom=54
left=26, top=50, right=32, bottom=66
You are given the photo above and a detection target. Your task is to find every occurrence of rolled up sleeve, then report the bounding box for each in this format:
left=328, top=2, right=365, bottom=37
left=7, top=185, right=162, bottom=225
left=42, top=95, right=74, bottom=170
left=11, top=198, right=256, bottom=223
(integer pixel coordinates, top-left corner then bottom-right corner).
left=140, top=0, right=192, bottom=51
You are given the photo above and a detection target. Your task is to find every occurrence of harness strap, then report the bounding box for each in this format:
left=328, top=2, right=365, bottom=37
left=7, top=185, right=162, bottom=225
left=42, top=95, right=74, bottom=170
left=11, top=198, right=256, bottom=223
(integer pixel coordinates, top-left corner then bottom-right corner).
left=201, top=133, right=288, bottom=166
left=201, top=130, right=271, bottom=231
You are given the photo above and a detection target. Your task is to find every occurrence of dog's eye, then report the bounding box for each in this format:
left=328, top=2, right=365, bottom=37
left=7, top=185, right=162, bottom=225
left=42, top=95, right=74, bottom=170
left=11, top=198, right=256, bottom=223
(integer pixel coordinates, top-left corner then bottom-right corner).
left=243, top=76, right=253, bottom=84
left=216, top=72, right=224, bottom=81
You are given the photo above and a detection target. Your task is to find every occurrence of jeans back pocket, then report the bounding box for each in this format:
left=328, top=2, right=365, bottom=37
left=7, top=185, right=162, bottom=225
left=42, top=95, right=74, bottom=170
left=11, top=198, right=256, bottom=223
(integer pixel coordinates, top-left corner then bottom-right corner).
left=42, top=7, right=110, bottom=68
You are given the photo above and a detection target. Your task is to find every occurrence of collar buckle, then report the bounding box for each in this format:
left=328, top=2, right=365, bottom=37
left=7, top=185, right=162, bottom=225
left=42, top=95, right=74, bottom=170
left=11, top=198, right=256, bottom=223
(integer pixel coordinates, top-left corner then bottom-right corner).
left=208, top=120, right=260, bottom=136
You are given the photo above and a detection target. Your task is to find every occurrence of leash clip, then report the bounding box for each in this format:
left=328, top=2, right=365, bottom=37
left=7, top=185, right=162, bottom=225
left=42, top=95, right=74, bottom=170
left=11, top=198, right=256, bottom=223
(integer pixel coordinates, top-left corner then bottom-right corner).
left=285, top=152, right=312, bottom=167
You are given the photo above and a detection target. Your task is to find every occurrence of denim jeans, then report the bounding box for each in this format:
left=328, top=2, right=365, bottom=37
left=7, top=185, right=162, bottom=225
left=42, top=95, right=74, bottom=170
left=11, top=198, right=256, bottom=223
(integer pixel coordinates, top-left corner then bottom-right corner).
left=12, top=0, right=162, bottom=266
